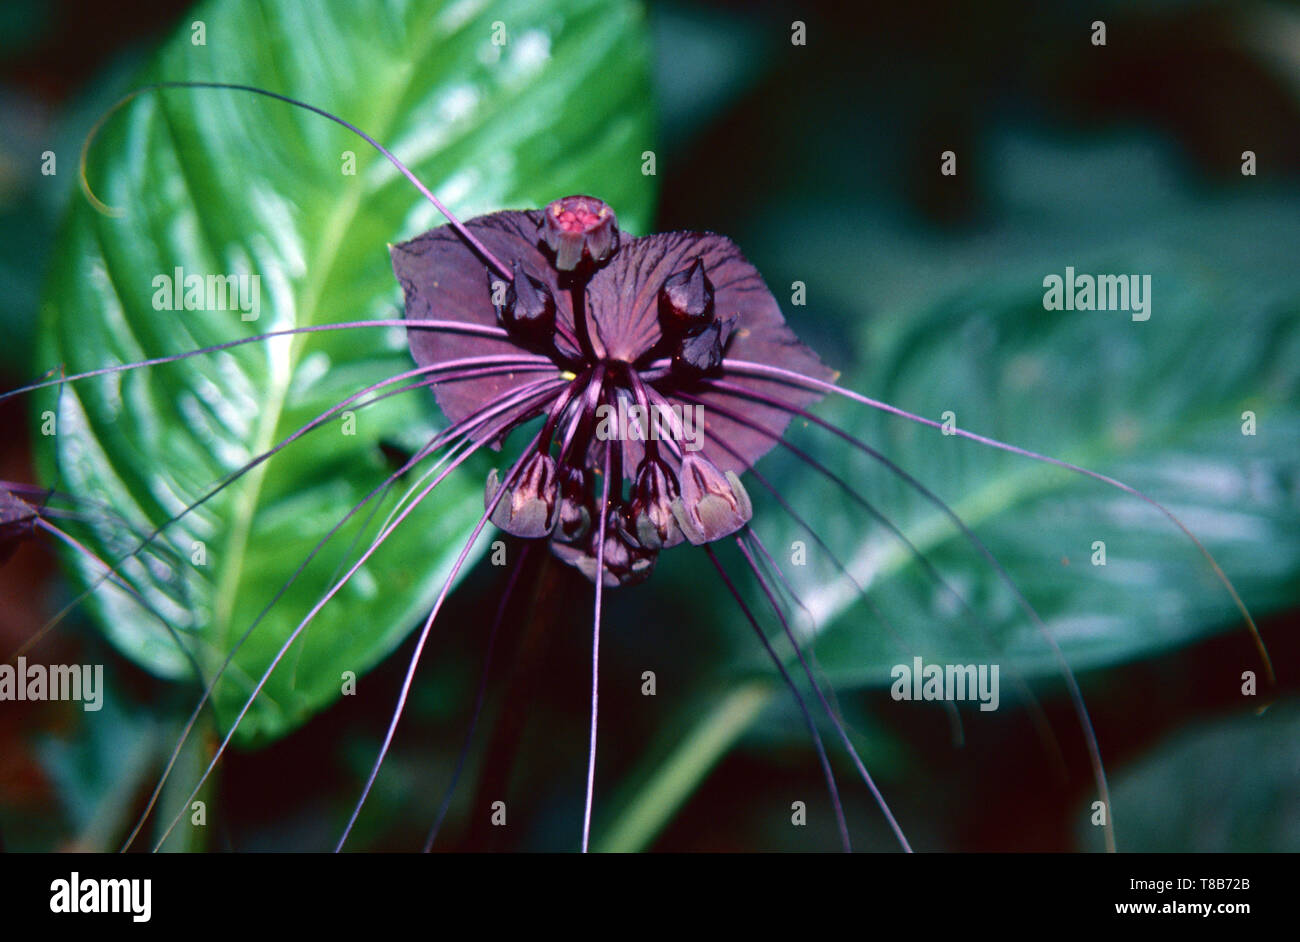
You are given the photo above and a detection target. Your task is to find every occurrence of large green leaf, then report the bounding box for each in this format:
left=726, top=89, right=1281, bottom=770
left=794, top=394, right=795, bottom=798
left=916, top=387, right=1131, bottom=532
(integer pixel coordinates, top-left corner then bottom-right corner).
left=37, top=0, right=655, bottom=745
left=602, top=135, right=1300, bottom=850
left=760, top=153, right=1300, bottom=687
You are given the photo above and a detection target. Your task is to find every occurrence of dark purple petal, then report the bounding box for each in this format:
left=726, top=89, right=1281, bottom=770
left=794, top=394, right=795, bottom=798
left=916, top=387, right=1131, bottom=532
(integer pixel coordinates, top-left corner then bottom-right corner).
left=686, top=315, right=835, bottom=475
left=582, top=230, right=834, bottom=472
left=391, top=210, right=570, bottom=442
left=672, top=313, right=735, bottom=375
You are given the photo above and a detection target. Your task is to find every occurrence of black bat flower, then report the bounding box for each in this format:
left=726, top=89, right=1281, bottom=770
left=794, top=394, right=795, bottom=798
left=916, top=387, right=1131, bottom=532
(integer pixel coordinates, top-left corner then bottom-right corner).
left=391, top=194, right=833, bottom=585
left=384, top=197, right=893, bottom=852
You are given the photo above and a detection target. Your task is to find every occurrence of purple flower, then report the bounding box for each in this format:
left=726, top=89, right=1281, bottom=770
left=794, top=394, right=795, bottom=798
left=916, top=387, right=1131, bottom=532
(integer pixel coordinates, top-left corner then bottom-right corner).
left=390, top=193, right=834, bottom=584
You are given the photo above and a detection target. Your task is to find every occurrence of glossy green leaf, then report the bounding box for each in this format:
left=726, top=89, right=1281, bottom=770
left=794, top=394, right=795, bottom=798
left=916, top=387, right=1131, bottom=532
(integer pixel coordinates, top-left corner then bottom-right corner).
left=611, top=135, right=1300, bottom=850
left=36, top=0, right=655, bottom=745
left=760, top=150, right=1300, bottom=688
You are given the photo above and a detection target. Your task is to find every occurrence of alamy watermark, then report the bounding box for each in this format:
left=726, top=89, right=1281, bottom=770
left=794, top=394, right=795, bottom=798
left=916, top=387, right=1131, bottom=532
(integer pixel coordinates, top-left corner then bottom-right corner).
left=50, top=873, right=150, bottom=922
left=890, top=656, right=999, bottom=711
left=0, top=657, right=104, bottom=711
left=152, top=265, right=261, bottom=321
left=1042, top=266, right=1150, bottom=322
left=593, top=399, right=705, bottom=452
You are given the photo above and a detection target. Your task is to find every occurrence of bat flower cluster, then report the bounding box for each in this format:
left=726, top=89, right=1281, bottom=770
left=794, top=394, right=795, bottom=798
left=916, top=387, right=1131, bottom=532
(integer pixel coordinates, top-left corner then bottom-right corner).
left=392, top=194, right=833, bottom=586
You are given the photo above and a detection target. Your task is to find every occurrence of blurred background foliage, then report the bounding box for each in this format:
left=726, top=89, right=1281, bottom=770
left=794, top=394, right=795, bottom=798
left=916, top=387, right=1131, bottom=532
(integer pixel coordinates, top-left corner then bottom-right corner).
left=1, top=0, right=1298, bottom=852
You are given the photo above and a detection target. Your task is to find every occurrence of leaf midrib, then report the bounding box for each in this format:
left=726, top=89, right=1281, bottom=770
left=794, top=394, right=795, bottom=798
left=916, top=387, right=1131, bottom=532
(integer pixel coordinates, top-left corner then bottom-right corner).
left=803, top=406, right=1259, bottom=657
left=208, top=53, right=431, bottom=648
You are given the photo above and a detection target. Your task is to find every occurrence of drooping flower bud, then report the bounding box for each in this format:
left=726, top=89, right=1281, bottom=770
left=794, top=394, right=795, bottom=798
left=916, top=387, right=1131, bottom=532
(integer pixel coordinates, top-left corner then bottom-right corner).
left=554, top=465, right=594, bottom=544
left=491, top=259, right=557, bottom=342
left=484, top=451, right=559, bottom=538
left=672, top=313, right=736, bottom=375
left=551, top=507, right=656, bottom=586
left=670, top=453, right=753, bottom=545
left=539, top=195, right=619, bottom=271
left=629, top=457, right=683, bottom=549
left=657, top=257, right=715, bottom=336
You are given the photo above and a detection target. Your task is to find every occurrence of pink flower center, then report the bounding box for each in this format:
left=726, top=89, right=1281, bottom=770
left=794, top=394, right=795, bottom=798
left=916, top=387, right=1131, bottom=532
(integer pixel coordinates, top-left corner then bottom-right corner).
left=553, top=200, right=604, bottom=232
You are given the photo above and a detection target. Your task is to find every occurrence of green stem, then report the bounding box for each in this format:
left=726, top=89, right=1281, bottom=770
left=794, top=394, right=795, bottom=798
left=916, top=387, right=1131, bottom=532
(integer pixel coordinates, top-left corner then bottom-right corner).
left=153, top=706, right=216, bottom=852
left=595, top=678, right=772, bottom=853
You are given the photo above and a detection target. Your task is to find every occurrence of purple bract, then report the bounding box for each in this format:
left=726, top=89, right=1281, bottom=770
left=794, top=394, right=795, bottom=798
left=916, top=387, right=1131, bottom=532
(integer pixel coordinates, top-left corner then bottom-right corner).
left=391, top=195, right=833, bottom=584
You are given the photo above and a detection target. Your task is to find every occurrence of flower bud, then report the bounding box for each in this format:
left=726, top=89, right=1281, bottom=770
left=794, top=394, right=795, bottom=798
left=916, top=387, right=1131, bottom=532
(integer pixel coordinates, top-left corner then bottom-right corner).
left=554, top=465, right=594, bottom=544
left=657, top=257, right=715, bottom=335
left=539, top=195, right=619, bottom=271
left=672, top=313, right=736, bottom=375
left=670, top=453, right=753, bottom=545
left=629, top=457, right=683, bottom=549
left=492, top=259, right=556, bottom=342
left=484, top=451, right=559, bottom=538
left=551, top=508, right=657, bottom=586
